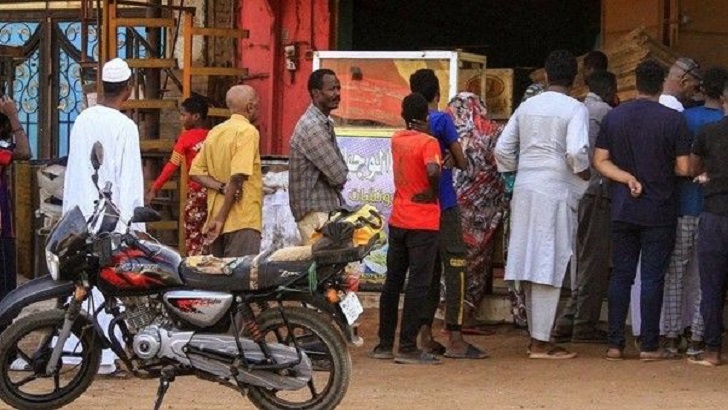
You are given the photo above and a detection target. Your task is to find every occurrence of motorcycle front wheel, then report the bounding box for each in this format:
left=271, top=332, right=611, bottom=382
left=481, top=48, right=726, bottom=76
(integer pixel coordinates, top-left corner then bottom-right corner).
left=0, top=309, right=102, bottom=410
left=247, top=306, right=351, bottom=410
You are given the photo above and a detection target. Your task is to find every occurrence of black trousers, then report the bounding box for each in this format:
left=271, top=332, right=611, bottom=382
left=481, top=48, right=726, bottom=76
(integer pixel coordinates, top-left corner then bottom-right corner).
left=698, top=212, right=728, bottom=352
left=0, top=237, right=16, bottom=301
left=421, top=207, right=467, bottom=330
left=378, top=226, right=439, bottom=352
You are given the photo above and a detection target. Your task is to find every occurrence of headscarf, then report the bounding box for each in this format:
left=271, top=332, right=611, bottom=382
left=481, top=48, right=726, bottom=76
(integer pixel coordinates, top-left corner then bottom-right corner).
left=448, top=92, right=506, bottom=222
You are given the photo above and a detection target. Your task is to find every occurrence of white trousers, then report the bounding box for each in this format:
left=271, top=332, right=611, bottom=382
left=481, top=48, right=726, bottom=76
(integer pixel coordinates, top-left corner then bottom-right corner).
left=523, top=281, right=562, bottom=342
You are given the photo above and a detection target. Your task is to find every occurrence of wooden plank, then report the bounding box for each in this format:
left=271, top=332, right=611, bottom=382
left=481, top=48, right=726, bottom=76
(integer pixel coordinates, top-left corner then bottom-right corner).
left=178, top=162, right=188, bottom=254
left=188, top=67, right=248, bottom=77
left=114, top=17, right=176, bottom=28
left=182, top=10, right=193, bottom=99
left=126, top=58, right=177, bottom=69
left=145, top=180, right=178, bottom=191
left=12, top=162, right=33, bottom=280
left=191, top=27, right=249, bottom=39
left=148, top=220, right=178, bottom=231
left=207, top=107, right=231, bottom=117
left=122, top=99, right=178, bottom=110
left=140, top=139, right=175, bottom=152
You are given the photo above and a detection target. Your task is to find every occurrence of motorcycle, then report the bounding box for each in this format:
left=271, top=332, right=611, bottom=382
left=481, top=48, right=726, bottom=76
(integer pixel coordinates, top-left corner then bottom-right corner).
left=0, top=141, right=378, bottom=410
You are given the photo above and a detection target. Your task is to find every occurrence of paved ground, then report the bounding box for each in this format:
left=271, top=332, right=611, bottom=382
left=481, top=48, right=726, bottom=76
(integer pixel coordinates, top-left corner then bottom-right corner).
left=4, top=307, right=725, bottom=410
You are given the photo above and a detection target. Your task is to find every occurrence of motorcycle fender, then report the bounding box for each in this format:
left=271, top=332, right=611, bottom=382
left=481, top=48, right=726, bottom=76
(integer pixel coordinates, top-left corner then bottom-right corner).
left=0, top=275, right=74, bottom=327
left=0, top=276, right=110, bottom=348
left=291, top=293, right=359, bottom=345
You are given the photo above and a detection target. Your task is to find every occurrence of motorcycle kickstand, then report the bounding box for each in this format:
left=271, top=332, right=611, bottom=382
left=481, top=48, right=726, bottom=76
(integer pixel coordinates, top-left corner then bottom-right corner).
left=153, top=367, right=176, bottom=410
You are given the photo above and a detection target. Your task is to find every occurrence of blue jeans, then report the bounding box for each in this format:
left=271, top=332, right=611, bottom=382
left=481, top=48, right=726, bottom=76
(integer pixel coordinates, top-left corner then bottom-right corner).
left=608, top=222, right=676, bottom=351
left=698, top=212, right=728, bottom=352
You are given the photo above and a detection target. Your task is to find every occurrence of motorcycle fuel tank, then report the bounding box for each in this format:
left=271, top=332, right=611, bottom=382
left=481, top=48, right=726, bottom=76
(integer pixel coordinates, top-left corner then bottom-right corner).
left=162, top=290, right=233, bottom=327
left=99, top=241, right=184, bottom=295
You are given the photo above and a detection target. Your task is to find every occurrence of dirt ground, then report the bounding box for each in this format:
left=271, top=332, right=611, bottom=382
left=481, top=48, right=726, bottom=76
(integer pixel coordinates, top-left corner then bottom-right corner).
left=6, top=307, right=727, bottom=410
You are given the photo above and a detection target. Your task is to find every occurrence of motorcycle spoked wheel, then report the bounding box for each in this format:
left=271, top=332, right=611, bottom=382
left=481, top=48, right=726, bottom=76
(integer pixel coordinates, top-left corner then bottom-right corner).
left=246, top=307, right=351, bottom=410
left=0, top=309, right=102, bottom=410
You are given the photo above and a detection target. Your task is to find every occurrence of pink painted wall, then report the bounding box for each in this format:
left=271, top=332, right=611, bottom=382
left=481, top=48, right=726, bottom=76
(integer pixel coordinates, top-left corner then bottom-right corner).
left=239, top=0, right=334, bottom=155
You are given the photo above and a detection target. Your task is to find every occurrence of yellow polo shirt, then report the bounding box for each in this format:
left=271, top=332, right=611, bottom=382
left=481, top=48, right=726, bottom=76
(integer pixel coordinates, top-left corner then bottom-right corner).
left=189, top=114, right=262, bottom=234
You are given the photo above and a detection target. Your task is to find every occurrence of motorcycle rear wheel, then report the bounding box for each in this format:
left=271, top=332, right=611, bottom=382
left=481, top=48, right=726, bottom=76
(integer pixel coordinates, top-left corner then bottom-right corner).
left=0, top=309, right=102, bottom=410
left=247, top=307, right=351, bottom=410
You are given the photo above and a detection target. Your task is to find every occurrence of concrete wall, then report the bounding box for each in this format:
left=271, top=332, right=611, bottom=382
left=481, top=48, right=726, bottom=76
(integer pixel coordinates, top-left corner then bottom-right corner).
left=239, top=0, right=333, bottom=155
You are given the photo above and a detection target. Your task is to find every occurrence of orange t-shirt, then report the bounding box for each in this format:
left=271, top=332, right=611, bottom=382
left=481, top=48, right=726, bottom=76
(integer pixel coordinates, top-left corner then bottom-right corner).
left=389, top=129, right=442, bottom=231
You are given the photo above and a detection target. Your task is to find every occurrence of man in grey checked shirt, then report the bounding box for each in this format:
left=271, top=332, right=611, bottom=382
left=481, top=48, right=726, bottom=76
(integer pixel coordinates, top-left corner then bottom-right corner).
left=289, top=69, right=348, bottom=244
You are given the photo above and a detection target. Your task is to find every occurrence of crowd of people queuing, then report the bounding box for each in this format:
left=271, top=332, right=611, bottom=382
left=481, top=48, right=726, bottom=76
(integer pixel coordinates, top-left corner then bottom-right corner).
left=370, top=49, right=728, bottom=366
left=2, top=45, right=728, bottom=374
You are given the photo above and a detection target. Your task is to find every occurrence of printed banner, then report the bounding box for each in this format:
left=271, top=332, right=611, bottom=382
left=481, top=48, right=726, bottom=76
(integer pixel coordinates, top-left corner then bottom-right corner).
left=336, top=129, right=395, bottom=290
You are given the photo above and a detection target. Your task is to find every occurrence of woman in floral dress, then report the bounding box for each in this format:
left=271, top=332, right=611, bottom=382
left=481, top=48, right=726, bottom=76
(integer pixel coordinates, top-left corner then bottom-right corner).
left=448, top=92, right=507, bottom=325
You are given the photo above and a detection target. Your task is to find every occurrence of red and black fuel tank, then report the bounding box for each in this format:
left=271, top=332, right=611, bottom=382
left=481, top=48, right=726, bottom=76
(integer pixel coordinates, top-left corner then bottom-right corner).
left=98, top=240, right=183, bottom=296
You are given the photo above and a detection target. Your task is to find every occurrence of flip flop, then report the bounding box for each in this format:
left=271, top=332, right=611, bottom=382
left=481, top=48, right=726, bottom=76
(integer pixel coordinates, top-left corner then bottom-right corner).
left=529, top=347, right=577, bottom=360
left=461, top=327, right=496, bottom=336
left=440, top=327, right=496, bottom=336
left=422, top=341, right=446, bottom=356
left=639, top=349, right=680, bottom=362
left=687, top=355, right=719, bottom=367
left=444, top=344, right=490, bottom=359
left=605, top=348, right=624, bottom=361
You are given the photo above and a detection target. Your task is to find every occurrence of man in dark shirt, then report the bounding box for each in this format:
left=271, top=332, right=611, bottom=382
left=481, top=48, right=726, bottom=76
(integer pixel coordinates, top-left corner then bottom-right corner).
left=688, top=84, right=728, bottom=366
left=594, top=59, right=692, bottom=361
left=289, top=69, right=349, bottom=244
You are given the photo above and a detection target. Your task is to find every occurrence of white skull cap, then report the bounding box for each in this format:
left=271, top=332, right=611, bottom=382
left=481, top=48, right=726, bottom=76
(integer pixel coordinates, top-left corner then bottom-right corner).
left=102, top=58, right=132, bottom=83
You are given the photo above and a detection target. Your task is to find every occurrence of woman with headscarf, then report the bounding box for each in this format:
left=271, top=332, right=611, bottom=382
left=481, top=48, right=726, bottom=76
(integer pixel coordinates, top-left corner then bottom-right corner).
left=448, top=92, right=507, bottom=327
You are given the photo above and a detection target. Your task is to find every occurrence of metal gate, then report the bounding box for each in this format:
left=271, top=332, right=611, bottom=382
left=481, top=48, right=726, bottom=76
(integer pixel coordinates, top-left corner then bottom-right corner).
left=1, top=14, right=149, bottom=159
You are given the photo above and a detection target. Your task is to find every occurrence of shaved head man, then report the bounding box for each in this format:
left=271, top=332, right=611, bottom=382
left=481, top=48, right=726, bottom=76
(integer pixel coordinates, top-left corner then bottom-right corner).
left=226, top=85, right=261, bottom=124
left=190, top=85, right=263, bottom=257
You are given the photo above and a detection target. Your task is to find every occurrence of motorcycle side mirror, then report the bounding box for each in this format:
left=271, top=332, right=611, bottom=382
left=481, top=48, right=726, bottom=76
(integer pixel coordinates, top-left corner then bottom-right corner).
left=130, top=206, right=162, bottom=224
left=90, top=141, right=104, bottom=171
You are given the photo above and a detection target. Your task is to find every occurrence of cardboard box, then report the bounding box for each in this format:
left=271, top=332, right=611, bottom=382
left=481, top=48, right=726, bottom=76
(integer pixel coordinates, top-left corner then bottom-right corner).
left=485, top=68, right=533, bottom=119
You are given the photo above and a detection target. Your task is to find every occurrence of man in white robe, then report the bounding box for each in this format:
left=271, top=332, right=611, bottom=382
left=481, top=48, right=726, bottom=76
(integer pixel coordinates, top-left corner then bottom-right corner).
left=62, top=58, right=144, bottom=375
left=495, top=50, right=590, bottom=359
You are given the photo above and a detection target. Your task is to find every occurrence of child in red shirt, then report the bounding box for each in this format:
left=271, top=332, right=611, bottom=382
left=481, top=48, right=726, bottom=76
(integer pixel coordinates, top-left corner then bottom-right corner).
left=147, top=96, right=209, bottom=255
left=370, top=93, right=443, bottom=365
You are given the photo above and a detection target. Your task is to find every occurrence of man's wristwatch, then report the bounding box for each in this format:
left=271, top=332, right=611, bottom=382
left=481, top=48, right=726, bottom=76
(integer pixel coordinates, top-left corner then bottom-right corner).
left=218, top=183, right=226, bottom=194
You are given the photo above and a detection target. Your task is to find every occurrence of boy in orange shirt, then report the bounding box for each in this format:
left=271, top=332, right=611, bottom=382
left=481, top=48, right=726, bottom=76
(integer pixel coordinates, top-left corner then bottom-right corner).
left=147, top=95, right=209, bottom=255
left=370, top=93, right=443, bottom=365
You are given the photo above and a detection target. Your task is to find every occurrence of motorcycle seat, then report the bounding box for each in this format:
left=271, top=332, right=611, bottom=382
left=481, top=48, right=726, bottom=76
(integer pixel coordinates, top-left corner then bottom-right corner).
left=179, top=246, right=315, bottom=292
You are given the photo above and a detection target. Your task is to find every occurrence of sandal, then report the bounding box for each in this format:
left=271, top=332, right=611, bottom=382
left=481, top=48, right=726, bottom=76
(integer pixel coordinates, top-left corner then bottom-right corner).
left=421, top=341, right=446, bottom=356
left=639, top=348, right=680, bottom=362
left=444, top=343, right=490, bottom=359
left=529, top=346, right=577, bottom=360
left=687, top=354, right=720, bottom=367
left=605, top=347, right=624, bottom=361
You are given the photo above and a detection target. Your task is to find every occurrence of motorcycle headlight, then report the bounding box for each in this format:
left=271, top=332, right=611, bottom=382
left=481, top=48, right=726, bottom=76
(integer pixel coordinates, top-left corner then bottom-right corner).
left=46, top=251, right=60, bottom=280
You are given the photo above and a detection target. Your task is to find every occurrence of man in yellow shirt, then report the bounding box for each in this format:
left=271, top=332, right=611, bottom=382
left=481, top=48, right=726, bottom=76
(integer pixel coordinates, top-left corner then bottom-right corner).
left=190, top=85, right=263, bottom=257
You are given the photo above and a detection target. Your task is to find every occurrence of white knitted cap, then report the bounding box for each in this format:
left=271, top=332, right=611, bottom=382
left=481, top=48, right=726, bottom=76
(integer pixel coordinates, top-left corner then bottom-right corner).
left=102, top=58, right=132, bottom=83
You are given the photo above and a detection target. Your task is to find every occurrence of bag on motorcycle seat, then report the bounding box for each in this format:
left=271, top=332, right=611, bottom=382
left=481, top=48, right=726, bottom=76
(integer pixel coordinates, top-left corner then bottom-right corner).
left=311, top=204, right=385, bottom=264
left=180, top=251, right=314, bottom=292
left=267, top=245, right=313, bottom=262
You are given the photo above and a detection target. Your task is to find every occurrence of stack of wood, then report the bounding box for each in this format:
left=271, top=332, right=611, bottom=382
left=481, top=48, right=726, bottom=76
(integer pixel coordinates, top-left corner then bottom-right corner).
left=529, top=27, right=681, bottom=102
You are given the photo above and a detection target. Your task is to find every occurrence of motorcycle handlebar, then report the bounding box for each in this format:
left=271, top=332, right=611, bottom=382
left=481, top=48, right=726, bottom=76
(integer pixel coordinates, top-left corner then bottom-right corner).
left=125, top=233, right=155, bottom=259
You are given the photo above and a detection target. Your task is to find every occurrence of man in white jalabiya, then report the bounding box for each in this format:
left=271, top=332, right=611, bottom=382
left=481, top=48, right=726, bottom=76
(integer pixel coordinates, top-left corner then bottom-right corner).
left=495, top=49, right=590, bottom=360
left=62, top=58, right=144, bottom=375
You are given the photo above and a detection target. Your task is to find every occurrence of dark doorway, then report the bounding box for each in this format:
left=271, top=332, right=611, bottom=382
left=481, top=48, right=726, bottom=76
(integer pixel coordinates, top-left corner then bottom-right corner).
left=349, top=0, right=601, bottom=68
